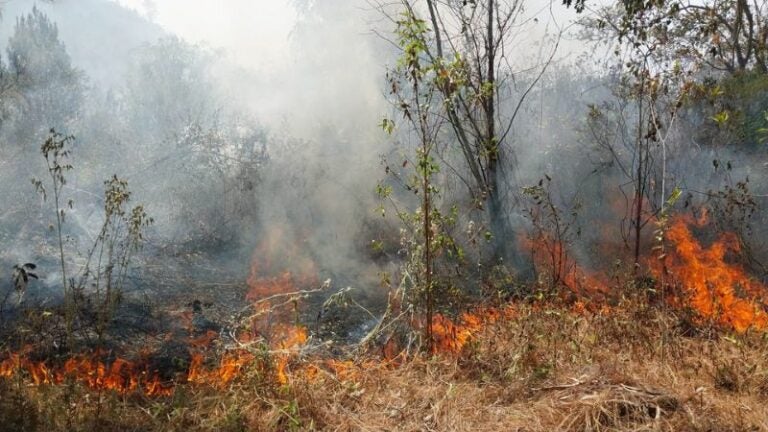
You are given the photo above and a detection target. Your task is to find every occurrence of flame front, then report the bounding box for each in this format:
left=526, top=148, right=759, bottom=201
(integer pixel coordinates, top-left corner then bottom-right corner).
left=654, top=215, right=768, bottom=332
left=0, top=351, right=173, bottom=396
left=0, top=226, right=317, bottom=395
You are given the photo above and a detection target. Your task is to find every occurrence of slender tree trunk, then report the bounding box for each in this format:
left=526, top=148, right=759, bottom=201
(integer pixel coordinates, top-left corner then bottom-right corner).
left=634, top=146, right=643, bottom=272
left=426, top=0, right=442, bottom=58
left=418, top=0, right=539, bottom=276
left=424, top=157, right=433, bottom=352
left=486, top=0, right=495, bottom=146
left=485, top=0, right=505, bottom=264
left=51, top=168, right=73, bottom=347
left=488, top=170, right=504, bottom=250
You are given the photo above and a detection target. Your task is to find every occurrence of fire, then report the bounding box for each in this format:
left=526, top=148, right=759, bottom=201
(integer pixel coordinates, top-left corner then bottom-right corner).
left=240, top=226, right=317, bottom=384
left=0, top=226, right=317, bottom=395
left=431, top=312, right=484, bottom=353
left=521, top=232, right=609, bottom=296
left=0, top=351, right=173, bottom=396
left=273, top=325, right=308, bottom=385
left=8, top=212, right=765, bottom=399
left=246, top=226, right=317, bottom=305
left=429, top=307, right=516, bottom=354
left=187, top=351, right=255, bottom=386
left=654, top=214, right=768, bottom=332
left=0, top=344, right=297, bottom=396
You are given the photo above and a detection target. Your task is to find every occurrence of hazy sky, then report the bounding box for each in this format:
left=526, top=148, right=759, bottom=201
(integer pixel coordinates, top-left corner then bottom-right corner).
left=114, top=0, right=298, bottom=68
left=111, top=0, right=583, bottom=69
left=110, top=0, right=586, bottom=73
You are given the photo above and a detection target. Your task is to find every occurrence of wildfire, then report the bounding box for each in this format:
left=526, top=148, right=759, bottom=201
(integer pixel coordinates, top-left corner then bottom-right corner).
left=187, top=350, right=256, bottom=386
left=0, top=228, right=318, bottom=396
left=429, top=307, right=516, bottom=354
left=0, top=332, right=313, bottom=396
left=0, top=350, right=173, bottom=396
left=654, top=214, right=768, bottom=332
left=246, top=226, right=317, bottom=304
left=241, top=227, right=317, bottom=385
left=521, top=232, right=609, bottom=296
left=273, top=325, right=309, bottom=385
left=14, top=211, right=764, bottom=398
left=430, top=312, right=484, bottom=353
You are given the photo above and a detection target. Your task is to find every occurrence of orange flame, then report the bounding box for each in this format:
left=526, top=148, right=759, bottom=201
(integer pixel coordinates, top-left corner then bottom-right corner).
left=187, top=350, right=256, bottom=386
left=242, top=226, right=314, bottom=385
left=0, top=227, right=320, bottom=395
left=521, top=232, right=609, bottom=296
left=273, top=325, right=308, bottom=385
left=0, top=351, right=175, bottom=396
left=428, top=307, right=516, bottom=354
left=654, top=214, right=768, bottom=332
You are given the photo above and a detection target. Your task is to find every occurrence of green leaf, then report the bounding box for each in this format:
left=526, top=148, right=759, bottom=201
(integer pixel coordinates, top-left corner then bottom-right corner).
left=711, top=110, right=729, bottom=126
left=379, top=117, right=395, bottom=135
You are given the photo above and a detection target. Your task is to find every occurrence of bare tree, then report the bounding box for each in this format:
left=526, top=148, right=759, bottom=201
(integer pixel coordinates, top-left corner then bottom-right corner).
left=380, top=0, right=563, bottom=267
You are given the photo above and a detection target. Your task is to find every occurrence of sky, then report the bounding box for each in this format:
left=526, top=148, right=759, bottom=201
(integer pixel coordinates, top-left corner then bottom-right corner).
left=111, top=0, right=584, bottom=70
left=113, top=0, right=298, bottom=69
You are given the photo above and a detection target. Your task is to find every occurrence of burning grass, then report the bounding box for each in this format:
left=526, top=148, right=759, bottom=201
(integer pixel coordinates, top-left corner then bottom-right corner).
left=2, top=301, right=768, bottom=431
left=652, top=213, right=768, bottom=332
left=3, top=214, right=768, bottom=430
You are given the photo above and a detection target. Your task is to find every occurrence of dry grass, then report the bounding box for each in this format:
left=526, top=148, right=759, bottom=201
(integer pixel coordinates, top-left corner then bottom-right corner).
left=2, top=301, right=768, bottom=431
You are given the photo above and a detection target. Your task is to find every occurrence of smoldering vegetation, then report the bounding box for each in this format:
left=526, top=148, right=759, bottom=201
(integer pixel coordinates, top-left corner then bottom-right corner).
left=0, top=4, right=376, bottom=290
left=0, top=0, right=405, bottom=356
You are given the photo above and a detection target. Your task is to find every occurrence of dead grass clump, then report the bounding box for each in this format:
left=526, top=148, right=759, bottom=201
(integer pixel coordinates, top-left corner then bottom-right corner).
left=556, top=383, right=679, bottom=431
left=0, top=380, right=39, bottom=432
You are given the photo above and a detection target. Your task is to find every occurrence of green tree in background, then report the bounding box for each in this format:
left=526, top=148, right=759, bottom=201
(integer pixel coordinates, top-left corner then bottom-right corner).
left=5, top=7, right=84, bottom=143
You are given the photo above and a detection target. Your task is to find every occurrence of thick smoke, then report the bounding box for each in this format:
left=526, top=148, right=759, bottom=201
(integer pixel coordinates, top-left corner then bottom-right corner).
left=1, top=0, right=765, bottom=326
left=0, top=0, right=405, bottom=315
